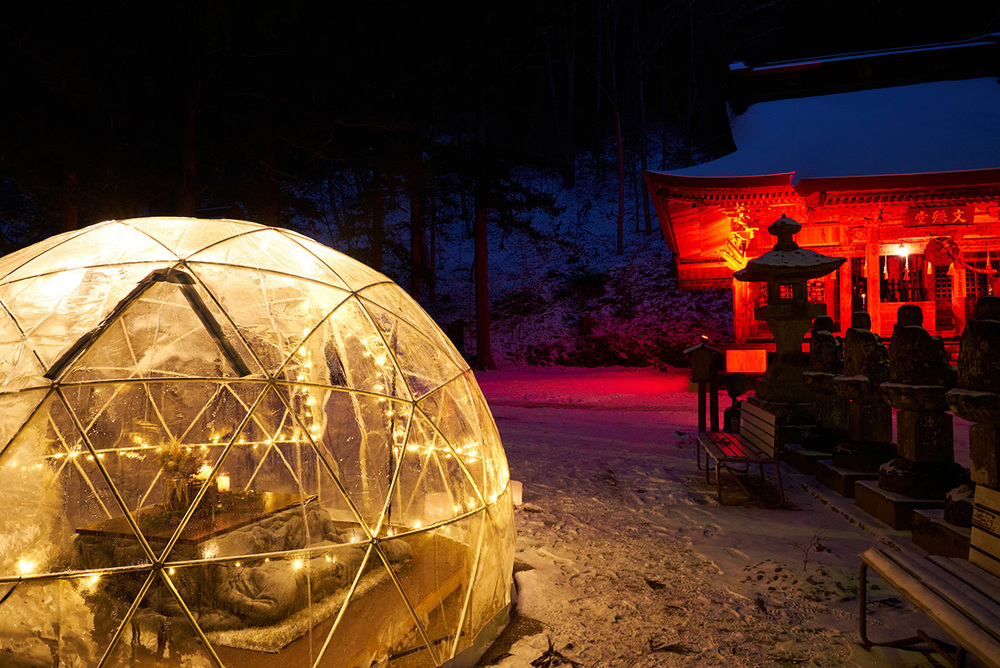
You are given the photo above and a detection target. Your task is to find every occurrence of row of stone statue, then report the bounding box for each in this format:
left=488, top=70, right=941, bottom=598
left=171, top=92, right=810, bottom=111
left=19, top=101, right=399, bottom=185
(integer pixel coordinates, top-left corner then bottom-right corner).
left=803, top=297, right=1000, bottom=525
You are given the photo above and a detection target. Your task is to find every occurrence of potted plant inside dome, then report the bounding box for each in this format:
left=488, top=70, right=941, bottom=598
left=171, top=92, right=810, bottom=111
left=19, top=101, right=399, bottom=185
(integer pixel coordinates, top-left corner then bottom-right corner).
left=159, top=445, right=202, bottom=514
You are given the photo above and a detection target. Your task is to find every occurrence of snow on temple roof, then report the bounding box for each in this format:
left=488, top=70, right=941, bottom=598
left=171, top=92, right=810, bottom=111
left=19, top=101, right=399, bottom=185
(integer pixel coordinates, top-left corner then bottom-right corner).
left=665, top=77, right=1000, bottom=183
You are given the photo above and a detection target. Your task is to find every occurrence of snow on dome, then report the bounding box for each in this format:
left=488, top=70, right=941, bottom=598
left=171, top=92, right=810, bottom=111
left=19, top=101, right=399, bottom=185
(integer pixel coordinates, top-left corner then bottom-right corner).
left=0, top=217, right=513, bottom=667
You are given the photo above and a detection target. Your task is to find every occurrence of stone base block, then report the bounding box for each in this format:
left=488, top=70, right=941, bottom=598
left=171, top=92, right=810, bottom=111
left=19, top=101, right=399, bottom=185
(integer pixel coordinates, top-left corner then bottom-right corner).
left=832, top=441, right=897, bottom=473
left=753, top=376, right=815, bottom=407
left=911, top=508, right=971, bottom=558
left=782, top=444, right=829, bottom=476
left=814, top=460, right=877, bottom=498
left=970, top=423, right=1000, bottom=488
left=748, top=396, right=814, bottom=426
left=896, top=410, right=953, bottom=462
left=816, top=394, right=850, bottom=432
left=854, top=480, right=944, bottom=530
left=877, top=457, right=968, bottom=499
left=848, top=401, right=892, bottom=443
left=798, top=426, right=844, bottom=454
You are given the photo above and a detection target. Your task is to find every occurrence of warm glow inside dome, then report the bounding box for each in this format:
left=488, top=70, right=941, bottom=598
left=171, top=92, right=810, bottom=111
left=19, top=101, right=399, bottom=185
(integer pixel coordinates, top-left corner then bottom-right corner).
left=0, top=217, right=514, bottom=667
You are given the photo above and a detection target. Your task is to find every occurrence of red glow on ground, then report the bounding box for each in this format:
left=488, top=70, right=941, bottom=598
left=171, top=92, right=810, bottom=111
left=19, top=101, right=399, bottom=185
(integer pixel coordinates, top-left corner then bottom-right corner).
left=475, top=368, right=695, bottom=411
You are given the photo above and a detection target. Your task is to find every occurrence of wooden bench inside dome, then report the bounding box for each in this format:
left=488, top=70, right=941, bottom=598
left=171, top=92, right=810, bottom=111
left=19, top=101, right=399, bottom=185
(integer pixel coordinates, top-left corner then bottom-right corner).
left=696, top=401, right=784, bottom=506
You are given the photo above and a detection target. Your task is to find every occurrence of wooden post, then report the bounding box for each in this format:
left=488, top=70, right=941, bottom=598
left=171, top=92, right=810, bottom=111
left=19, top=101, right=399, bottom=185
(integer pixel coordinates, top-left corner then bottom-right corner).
left=952, top=260, right=966, bottom=335
left=698, top=382, right=707, bottom=433
left=839, top=260, right=853, bottom=333
left=733, top=278, right=750, bottom=345
left=866, top=238, right=881, bottom=333
left=709, top=375, right=720, bottom=432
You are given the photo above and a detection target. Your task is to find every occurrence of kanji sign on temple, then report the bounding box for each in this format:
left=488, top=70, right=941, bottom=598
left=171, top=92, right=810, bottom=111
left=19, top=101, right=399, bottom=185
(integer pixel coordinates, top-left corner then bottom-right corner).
left=646, top=34, right=1000, bottom=365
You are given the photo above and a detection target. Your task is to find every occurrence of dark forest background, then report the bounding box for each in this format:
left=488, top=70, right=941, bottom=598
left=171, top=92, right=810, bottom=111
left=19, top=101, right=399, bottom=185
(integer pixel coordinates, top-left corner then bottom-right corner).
left=1, top=1, right=997, bottom=368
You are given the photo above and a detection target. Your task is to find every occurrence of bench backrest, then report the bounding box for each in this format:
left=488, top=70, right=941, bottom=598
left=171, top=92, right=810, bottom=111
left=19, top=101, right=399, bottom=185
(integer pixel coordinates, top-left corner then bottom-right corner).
left=738, top=401, right=778, bottom=459
left=972, top=484, right=1000, bottom=579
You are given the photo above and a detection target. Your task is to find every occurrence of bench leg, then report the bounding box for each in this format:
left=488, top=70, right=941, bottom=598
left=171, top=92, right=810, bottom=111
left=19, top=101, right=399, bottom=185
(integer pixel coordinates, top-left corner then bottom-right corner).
left=771, top=462, right=785, bottom=507
left=716, top=461, right=724, bottom=503
left=859, top=563, right=966, bottom=667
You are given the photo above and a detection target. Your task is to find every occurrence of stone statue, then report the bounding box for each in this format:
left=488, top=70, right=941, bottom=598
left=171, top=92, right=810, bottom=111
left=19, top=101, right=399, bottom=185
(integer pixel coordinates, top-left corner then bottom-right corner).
left=807, top=315, right=843, bottom=375
left=831, top=312, right=895, bottom=472
left=802, top=315, right=848, bottom=445
left=879, top=304, right=963, bottom=499
left=948, top=297, right=1000, bottom=495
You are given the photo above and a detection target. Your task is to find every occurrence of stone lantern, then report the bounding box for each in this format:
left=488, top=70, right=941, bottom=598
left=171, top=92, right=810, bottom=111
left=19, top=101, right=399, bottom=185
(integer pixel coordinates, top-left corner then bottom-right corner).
left=734, top=214, right=845, bottom=420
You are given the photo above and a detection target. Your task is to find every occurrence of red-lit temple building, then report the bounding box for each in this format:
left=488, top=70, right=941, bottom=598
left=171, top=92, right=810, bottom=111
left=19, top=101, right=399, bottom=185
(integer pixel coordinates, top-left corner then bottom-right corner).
left=646, top=34, right=1000, bottom=366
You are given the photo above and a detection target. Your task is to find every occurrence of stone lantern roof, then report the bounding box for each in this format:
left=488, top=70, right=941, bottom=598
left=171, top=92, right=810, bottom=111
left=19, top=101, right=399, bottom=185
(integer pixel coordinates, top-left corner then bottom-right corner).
left=734, top=214, right=845, bottom=283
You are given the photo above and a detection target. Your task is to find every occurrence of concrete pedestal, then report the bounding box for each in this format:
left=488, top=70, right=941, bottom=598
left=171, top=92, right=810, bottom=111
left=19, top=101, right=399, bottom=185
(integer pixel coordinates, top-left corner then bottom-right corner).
left=848, top=401, right=893, bottom=444
left=911, top=508, right=971, bottom=558
left=748, top=395, right=814, bottom=427
left=831, top=441, right=897, bottom=474
left=814, top=460, right=878, bottom=498
left=783, top=444, right=830, bottom=476
left=854, top=480, right=944, bottom=530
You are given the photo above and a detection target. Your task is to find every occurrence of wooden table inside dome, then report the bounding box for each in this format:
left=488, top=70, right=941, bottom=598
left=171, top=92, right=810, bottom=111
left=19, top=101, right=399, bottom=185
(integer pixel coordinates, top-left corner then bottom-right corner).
left=76, top=492, right=316, bottom=545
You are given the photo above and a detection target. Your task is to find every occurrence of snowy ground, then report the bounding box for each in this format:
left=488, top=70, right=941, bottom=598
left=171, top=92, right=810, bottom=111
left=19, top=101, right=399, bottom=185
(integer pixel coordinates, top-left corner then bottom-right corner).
left=474, top=367, right=974, bottom=668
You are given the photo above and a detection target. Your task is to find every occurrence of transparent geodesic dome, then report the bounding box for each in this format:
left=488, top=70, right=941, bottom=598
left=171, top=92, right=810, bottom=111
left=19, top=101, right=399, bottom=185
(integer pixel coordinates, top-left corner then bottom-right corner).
left=0, top=217, right=514, bottom=668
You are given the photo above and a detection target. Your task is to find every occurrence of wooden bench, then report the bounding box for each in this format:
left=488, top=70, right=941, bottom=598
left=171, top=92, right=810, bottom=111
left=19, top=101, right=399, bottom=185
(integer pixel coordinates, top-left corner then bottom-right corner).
left=695, top=401, right=784, bottom=507
left=859, top=485, right=1000, bottom=668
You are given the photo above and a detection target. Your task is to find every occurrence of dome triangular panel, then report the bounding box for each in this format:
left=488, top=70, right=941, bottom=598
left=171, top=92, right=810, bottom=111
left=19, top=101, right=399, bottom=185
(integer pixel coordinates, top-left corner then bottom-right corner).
left=0, top=226, right=84, bottom=285
left=303, top=388, right=413, bottom=535
left=378, top=519, right=481, bottom=663
left=358, top=283, right=469, bottom=372
left=0, top=393, right=149, bottom=579
left=188, top=228, right=350, bottom=290
left=417, top=372, right=509, bottom=501
left=394, top=409, right=484, bottom=524
left=359, top=299, right=465, bottom=399
left=0, top=263, right=176, bottom=372
left=0, top=308, right=46, bottom=391
left=284, top=231, right=391, bottom=291
left=2, top=222, right=178, bottom=284
left=283, top=296, right=412, bottom=400
left=299, top=541, right=434, bottom=667
left=128, top=216, right=262, bottom=259
left=192, top=264, right=351, bottom=375
left=60, top=279, right=254, bottom=383
left=100, top=572, right=222, bottom=666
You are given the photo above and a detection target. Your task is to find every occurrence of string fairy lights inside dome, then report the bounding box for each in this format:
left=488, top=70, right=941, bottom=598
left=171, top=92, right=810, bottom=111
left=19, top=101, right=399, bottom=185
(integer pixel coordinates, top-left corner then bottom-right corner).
left=0, top=217, right=514, bottom=667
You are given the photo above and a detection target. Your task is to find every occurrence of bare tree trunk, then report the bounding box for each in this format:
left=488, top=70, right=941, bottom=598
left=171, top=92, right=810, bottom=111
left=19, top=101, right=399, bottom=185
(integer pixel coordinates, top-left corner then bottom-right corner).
left=473, top=199, right=495, bottom=369
left=563, top=0, right=578, bottom=189
left=594, top=3, right=604, bottom=167
left=661, top=45, right=670, bottom=169
left=474, top=107, right=496, bottom=370
left=428, top=191, right=438, bottom=299
left=370, top=167, right=384, bottom=271
left=616, top=111, right=625, bottom=256
left=638, top=76, right=653, bottom=234
left=61, top=168, right=79, bottom=233
left=407, top=161, right=428, bottom=303
left=177, top=103, right=199, bottom=217
left=259, top=147, right=281, bottom=227
left=607, top=4, right=625, bottom=256
left=544, top=32, right=563, bottom=172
